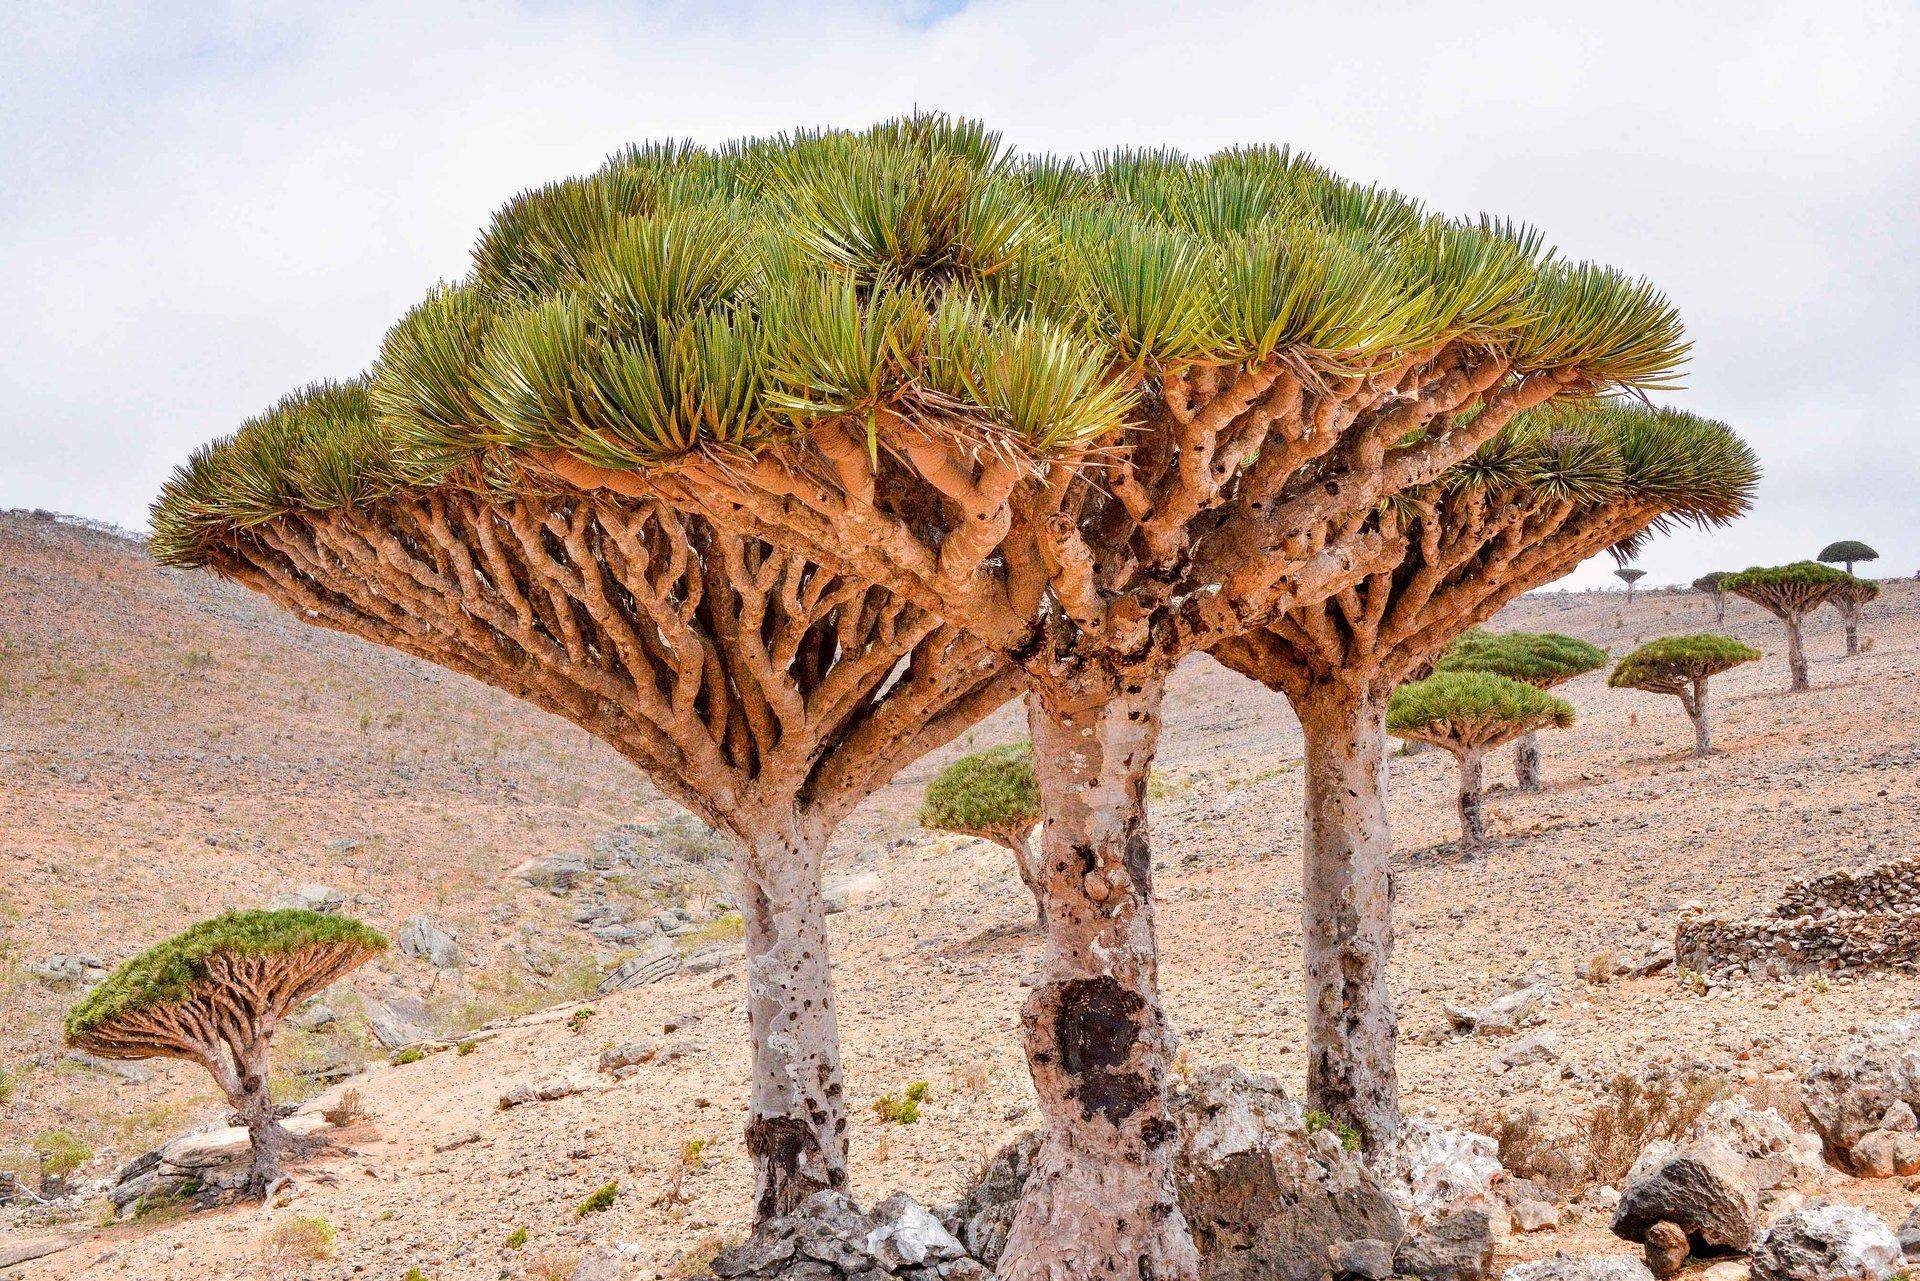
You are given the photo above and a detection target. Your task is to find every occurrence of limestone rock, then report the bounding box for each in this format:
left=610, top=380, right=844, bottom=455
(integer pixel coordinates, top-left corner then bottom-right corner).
left=1804, top=1018, right=1920, bottom=1168
left=599, top=1041, right=660, bottom=1074
left=1751, top=1203, right=1901, bottom=1281
left=597, top=938, right=679, bottom=993
left=865, top=1193, right=966, bottom=1270
left=498, top=1077, right=588, bottom=1109
left=1643, top=1221, right=1690, bottom=1278
left=1502, top=1031, right=1564, bottom=1068
left=396, top=915, right=461, bottom=969
left=1396, top=1210, right=1497, bottom=1281
left=363, top=992, right=433, bottom=1049
left=1686, top=1097, right=1826, bottom=1191
left=1612, top=1138, right=1759, bottom=1252
left=269, top=883, right=345, bottom=913
left=1513, top=1199, right=1562, bottom=1232
left=1505, top=1257, right=1656, bottom=1281
left=28, top=954, right=110, bottom=989
left=1328, top=1237, right=1396, bottom=1280
left=1896, top=1206, right=1920, bottom=1260
left=1403, top=1118, right=1509, bottom=1229
left=512, top=853, right=588, bottom=893
left=1447, top=984, right=1550, bottom=1036
left=64, top=1049, right=152, bottom=1083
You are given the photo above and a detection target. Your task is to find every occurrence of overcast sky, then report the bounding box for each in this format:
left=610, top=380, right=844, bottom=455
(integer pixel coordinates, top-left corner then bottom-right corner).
left=3, top=1, right=1915, bottom=588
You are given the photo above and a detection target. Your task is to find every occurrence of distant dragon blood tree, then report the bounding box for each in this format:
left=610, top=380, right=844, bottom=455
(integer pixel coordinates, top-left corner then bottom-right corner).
left=1817, top=539, right=1877, bottom=577
left=1615, top=565, right=1646, bottom=602
left=187, top=115, right=1700, bottom=1278
left=1827, top=576, right=1880, bottom=656
left=1723, top=562, right=1856, bottom=691
left=151, top=380, right=1016, bottom=1222
left=1388, top=672, right=1573, bottom=850
left=1436, top=629, right=1607, bottom=791
left=65, top=911, right=385, bottom=1197
left=1210, top=403, right=1755, bottom=1153
left=1693, top=571, right=1730, bottom=624
left=920, top=743, right=1044, bottom=923
left=1608, top=634, right=1759, bottom=756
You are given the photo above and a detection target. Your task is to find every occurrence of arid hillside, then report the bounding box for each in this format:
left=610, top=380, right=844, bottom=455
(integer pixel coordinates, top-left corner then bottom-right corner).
left=2, top=507, right=1916, bottom=1280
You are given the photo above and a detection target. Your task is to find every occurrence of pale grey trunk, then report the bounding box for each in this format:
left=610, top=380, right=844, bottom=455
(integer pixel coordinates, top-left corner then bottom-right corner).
left=1839, top=601, right=1861, bottom=656
left=1684, top=679, right=1712, bottom=757
left=999, top=830, right=1048, bottom=929
left=1295, top=682, right=1400, bottom=1156
left=1455, top=747, right=1488, bottom=851
left=1513, top=731, right=1542, bottom=792
left=1714, top=594, right=1726, bottom=625
left=735, top=813, right=847, bottom=1221
left=225, top=1037, right=294, bottom=1199
left=1784, top=613, right=1810, bottom=691
left=998, top=670, right=1198, bottom=1281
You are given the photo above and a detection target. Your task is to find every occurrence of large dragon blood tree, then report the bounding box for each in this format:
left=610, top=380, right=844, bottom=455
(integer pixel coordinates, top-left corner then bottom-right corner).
left=1827, top=575, right=1880, bottom=657
left=152, top=379, right=1017, bottom=1220
left=1436, top=629, right=1607, bottom=792
left=251, top=115, right=1694, bottom=1278
left=1388, top=672, right=1575, bottom=847
left=1209, top=403, right=1757, bottom=1153
left=1723, top=562, right=1857, bottom=691
left=65, top=911, right=385, bottom=1196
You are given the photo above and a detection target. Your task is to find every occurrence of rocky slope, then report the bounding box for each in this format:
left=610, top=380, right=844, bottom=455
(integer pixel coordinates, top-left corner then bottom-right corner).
left=2, top=508, right=1917, bottom=1279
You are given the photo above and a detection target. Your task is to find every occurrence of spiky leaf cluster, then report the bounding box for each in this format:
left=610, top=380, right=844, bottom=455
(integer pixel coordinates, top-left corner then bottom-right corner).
left=1816, top=540, right=1877, bottom=567
left=155, top=112, right=1696, bottom=566
left=920, top=742, right=1039, bottom=838
left=1386, top=671, right=1574, bottom=750
left=66, top=911, right=387, bottom=1038
left=1436, top=630, right=1606, bottom=689
left=1608, top=634, right=1760, bottom=692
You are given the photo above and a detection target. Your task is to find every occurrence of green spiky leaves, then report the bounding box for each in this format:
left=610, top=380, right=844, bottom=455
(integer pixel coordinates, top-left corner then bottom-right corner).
left=65, top=910, right=387, bottom=1040
left=919, top=742, right=1039, bottom=841
left=1608, top=634, right=1759, bottom=692
left=1436, top=630, right=1607, bottom=689
left=1816, top=540, right=1877, bottom=568
left=1386, top=671, right=1574, bottom=752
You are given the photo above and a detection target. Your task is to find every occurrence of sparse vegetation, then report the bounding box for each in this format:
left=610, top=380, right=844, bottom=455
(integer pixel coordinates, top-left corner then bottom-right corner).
left=873, top=1080, right=930, bottom=1125
left=1303, top=1110, right=1360, bottom=1152
left=1387, top=673, right=1574, bottom=851
left=503, top=1226, right=527, bottom=1249
left=392, top=1046, right=426, bottom=1066
left=264, top=1214, right=335, bottom=1265
left=577, top=1180, right=619, bottom=1216
left=655, top=1137, right=711, bottom=1209
left=1579, top=1073, right=1727, bottom=1186
left=33, top=1129, right=92, bottom=1180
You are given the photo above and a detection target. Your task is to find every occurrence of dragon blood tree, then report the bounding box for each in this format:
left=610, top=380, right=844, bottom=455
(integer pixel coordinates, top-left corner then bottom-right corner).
left=152, top=379, right=1016, bottom=1221
left=1817, top=539, right=1877, bottom=577
left=1209, top=402, right=1755, bottom=1152
left=1608, top=634, right=1760, bottom=756
left=1436, top=629, right=1606, bottom=791
left=1694, top=571, right=1730, bottom=624
left=1723, top=562, right=1856, bottom=691
left=277, top=116, right=1693, bottom=1277
left=1827, top=575, right=1880, bottom=656
left=1388, top=672, right=1574, bottom=850
left=920, top=742, right=1044, bottom=923
left=1615, top=565, right=1646, bottom=602
left=64, top=911, right=385, bottom=1196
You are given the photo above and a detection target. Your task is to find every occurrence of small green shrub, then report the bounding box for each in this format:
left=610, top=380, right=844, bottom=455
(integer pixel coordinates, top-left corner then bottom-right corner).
left=265, top=1215, right=335, bottom=1263
left=569, top=1007, right=595, bottom=1032
left=920, top=743, right=1039, bottom=847
left=33, top=1129, right=92, bottom=1177
left=578, top=1181, right=618, bottom=1216
left=504, top=1226, right=528, bottom=1249
left=873, top=1081, right=930, bottom=1125
left=392, top=1046, right=426, bottom=1066
left=456, top=1040, right=477, bottom=1056
left=0, top=1065, right=14, bottom=1106
left=1303, top=1110, right=1361, bottom=1152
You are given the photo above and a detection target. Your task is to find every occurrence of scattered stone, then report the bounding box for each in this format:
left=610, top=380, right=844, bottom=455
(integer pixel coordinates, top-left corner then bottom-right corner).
left=498, top=1077, right=588, bottom=1109
left=1643, top=1220, right=1690, bottom=1278
left=28, top=954, right=110, bottom=989
left=1804, top=1019, right=1920, bottom=1171
left=597, top=938, right=680, bottom=994
left=1896, top=1206, right=1920, bottom=1259
left=599, top=1041, right=660, bottom=1074
left=711, top=1189, right=977, bottom=1280
left=291, top=1001, right=337, bottom=1030
left=512, top=853, right=588, bottom=893
left=1751, top=1202, right=1901, bottom=1281
left=1403, top=1118, right=1508, bottom=1228
left=64, top=1049, right=152, bottom=1083
left=269, top=883, right=345, bottom=913
left=1504, top=1257, right=1656, bottom=1281
left=1686, top=1098, right=1825, bottom=1191
left=1447, top=984, right=1550, bottom=1035
left=1396, top=1210, right=1497, bottom=1281
left=1849, top=1129, right=1920, bottom=1178
left=362, top=992, right=433, bottom=1049
left=683, top=942, right=744, bottom=975
left=0, top=1231, right=90, bottom=1269
left=1513, top=1199, right=1563, bottom=1233
left=1612, top=1138, right=1760, bottom=1252
left=396, top=915, right=461, bottom=969
left=866, top=1192, right=967, bottom=1269
left=1502, top=1031, right=1565, bottom=1068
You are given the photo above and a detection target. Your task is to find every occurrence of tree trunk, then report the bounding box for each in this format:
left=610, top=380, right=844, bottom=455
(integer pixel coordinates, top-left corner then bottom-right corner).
left=1714, top=594, right=1726, bottom=625
left=1513, top=731, right=1542, bottom=792
left=1294, top=681, right=1400, bottom=1157
left=1456, top=747, right=1488, bottom=851
left=229, top=1041, right=295, bottom=1199
left=1686, top=679, right=1712, bottom=757
left=735, top=812, right=848, bottom=1222
left=1784, top=613, right=1810, bottom=691
left=997, top=668, right=1198, bottom=1281
left=997, top=830, right=1049, bottom=929
left=1839, top=601, right=1860, bottom=656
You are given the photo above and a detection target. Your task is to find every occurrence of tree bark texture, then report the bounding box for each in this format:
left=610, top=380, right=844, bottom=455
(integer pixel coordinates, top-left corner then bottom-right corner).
left=1513, top=731, right=1542, bottom=792
left=997, top=670, right=1199, bottom=1281
left=1784, top=613, right=1810, bottom=691
left=1294, top=681, right=1400, bottom=1156
left=1456, top=747, right=1488, bottom=850
left=737, top=812, right=848, bottom=1220
left=1685, top=679, right=1712, bottom=757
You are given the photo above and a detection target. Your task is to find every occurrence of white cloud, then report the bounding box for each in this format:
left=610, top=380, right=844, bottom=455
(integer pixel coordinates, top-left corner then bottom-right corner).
left=3, top=0, right=1916, bottom=586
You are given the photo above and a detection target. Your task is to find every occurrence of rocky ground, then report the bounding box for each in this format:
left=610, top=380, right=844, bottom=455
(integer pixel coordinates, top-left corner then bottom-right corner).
left=1, top=508, right=1917, bottom=1280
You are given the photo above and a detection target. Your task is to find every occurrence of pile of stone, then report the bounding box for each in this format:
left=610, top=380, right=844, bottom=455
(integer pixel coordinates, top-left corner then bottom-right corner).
left=1675, top=851, right=1920, bottom=981
left=948, top=1065, right=1500, bottom=1281
left=710, top=1190, right=986, bottom=1281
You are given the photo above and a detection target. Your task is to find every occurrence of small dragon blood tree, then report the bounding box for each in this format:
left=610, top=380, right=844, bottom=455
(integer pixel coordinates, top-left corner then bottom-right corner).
left=1615, top=565, right=1646, bottom=602
left=197, top=114, right=1696, bottom=1279
left=1608, top=634, right=1760, bottom=756
left=1210, top=402, right=1755, bottom=1153
left=64, top=910, right=385, bottom=1197
left=1723, top=562, right=1856, bottom=691
left=920, top=743, right=1044, bottom=924
left=1436, top=630, right=1606, bottom=791
left=1827, top=576, right=1881, bottom=656
left=1387, top=672, right=1573, bottom=852
left=1817, top=539, right=1877, bottom=577
left=1693, top=571, right=1730, bottom=624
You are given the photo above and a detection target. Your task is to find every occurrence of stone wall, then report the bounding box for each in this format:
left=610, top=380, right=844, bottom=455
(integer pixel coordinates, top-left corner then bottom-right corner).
left=1678, top=906, right=1920, bottom=981
left=1775, top=853, right=1920, bottom=919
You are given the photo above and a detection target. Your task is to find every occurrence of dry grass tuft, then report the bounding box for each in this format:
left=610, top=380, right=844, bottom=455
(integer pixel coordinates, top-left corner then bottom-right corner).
left=1580, top=1073, right=1728, bottom=1187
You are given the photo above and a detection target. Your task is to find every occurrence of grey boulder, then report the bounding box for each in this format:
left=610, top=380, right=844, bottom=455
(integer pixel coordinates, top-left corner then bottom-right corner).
left=1752, top=1203, right=1901, bottom=1281
left=1611, top=1138, right=1759, bottom=1252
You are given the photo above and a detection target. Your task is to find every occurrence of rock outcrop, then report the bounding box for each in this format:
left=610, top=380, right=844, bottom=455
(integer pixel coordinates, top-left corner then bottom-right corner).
left=710, top=1190, right=984, bottom=1281
left=1803, top=1018, right=1920, bottom=1173
left=1750, top=1202, right=1901, bottom=1281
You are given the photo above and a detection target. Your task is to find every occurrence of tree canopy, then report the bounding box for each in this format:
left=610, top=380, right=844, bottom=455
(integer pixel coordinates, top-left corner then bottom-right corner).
left=1436, top=629, right=1607, bottom=689
left=1608, top=634, right=1760, bottom=693
left=1692, top=571, right=1729, bottom=593
left=1817, top=540, right=1877, bottom=568
left=1386, top=671, right=1573, bottom=749
left=1723, top=561, right=1854, bottom=606
left=920, top=742, right=1039, bottom=843
left=66, top=910, right=386, bottom=1039
left=1615, top=567, right=1646, bottom=583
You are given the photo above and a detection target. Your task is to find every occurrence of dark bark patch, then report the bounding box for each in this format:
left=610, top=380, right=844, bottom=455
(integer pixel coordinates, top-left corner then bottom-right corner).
left=746, top=1116, right=838, bottom=1220
left=1055, top=975, right=1154, bottom=1124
